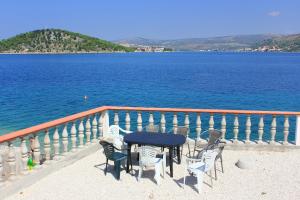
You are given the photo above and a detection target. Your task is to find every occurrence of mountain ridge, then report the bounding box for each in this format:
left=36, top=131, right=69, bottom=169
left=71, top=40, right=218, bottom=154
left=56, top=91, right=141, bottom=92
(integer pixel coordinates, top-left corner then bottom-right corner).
left=115, top=34, right=300, bottom=52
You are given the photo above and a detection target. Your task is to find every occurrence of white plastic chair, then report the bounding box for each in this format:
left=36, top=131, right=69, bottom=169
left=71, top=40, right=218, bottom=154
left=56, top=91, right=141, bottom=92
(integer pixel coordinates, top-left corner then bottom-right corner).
left=183, top=150, right=218, bottom=193
left=107, top=125, right=132, bottom=149
left=138, top=146, right=166, bottom=185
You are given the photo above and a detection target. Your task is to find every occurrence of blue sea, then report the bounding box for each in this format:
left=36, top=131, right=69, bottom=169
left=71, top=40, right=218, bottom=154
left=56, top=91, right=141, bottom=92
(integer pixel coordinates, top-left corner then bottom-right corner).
left=0, top=52, right=300, bottom=142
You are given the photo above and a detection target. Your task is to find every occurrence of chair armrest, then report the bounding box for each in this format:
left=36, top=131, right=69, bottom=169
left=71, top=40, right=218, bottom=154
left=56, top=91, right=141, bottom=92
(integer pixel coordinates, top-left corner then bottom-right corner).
left=119, top=127, right=133, bottom=134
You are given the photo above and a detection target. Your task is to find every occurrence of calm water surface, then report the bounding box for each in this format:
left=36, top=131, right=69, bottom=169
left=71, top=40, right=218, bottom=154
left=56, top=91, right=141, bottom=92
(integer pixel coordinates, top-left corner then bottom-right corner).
left=0, top=52, right=300, bottom=141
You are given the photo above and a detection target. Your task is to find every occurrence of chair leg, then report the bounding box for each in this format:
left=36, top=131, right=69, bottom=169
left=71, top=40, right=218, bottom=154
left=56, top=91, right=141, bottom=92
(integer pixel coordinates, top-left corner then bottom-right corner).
left=105, top=158, right=108, bottom=175
left=220, top=155, right=224, bottom=173
left=188, top=143, right=191, bottom=157
left=196, top=171, right=204, bottom=194
left=214, top=161, right=217, bottom=180
left=210, top=170, right=213, bottom=188
left=138, top=165, right=143, bottom=181
left=116, top=160, right=121, bottom=180
left=183, top=172, right=186, bottom=189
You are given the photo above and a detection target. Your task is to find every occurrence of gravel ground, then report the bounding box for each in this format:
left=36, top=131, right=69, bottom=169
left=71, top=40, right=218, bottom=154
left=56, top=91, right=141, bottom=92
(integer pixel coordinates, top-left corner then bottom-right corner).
left=5, top=148, right=300, bottom=200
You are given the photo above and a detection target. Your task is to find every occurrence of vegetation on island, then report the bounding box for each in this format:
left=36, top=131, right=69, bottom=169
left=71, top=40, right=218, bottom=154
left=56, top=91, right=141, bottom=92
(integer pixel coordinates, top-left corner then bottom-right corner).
left=0, top=29, right=135, bottom=53
left=253, top=34, right=300, bottom=52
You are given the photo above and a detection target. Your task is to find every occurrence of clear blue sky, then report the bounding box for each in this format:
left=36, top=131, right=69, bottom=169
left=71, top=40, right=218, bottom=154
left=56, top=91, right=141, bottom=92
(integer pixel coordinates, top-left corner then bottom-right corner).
left=0, top=0, right=299, bottom=40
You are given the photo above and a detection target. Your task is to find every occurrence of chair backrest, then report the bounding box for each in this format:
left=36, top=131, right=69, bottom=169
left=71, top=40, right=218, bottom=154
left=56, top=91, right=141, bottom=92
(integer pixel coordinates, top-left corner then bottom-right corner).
left=207, top=130, right=222, bottom=145
left=202, top=150, right=218, bottom=172
left=99, top=140, right=115, bottom=160
left=108, top=125, right=120, bottom=137
left=139, top=146, right=158, bottom=166
left=175, top=126, right=189, bottom=137
left=145, top=124, right=160, bottom=133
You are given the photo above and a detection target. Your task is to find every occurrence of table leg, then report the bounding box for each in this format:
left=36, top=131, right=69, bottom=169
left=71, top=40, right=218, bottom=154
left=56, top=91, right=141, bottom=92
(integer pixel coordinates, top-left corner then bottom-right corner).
left=169, top=146, right=173, bottom=177
left=177, top=145, right=181, bottom=164
left=126, top=143, right=131, bottom=173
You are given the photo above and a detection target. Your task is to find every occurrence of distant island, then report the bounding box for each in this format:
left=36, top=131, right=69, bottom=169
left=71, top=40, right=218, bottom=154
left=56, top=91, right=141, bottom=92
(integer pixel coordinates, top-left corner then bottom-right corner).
left=0, top=29, right=135, bottom=54
left=1, top=29, right=299, bottom=53
left=115, top=34, right=300, bottom=52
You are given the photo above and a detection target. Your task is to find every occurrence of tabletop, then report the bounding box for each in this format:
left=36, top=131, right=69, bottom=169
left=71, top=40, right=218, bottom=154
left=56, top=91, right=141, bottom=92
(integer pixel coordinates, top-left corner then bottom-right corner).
left=124, top=132, right=186, bottom=147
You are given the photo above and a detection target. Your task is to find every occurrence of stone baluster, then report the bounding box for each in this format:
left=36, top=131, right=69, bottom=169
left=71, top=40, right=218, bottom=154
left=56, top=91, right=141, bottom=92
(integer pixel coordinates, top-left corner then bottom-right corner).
left=137, top=112, right=142, bottom=132
left=173, top=113, right=178, bottom=134
left=98, top=113, right=103, bottom=138
left=221, top=114, right=226, bottom=142
left=62, top=124, right=69, bottom=153
left=245, top=115, right=251, bottom=144
left=78, top=119, right=84, bottom=148
left=209, top=114, right=214, bottom=131
left=92, top=115, right=98, bottom=143
left=33, top=134, right=41, bottom=167
left=196, top=113, right=202, bottom=141
left=149, top=112, right=154, bottom=126
left=85, top=117, right=91, bottom=145
left=20, top=137, right=29, bottom=175
left=270, top=115, right=277, bottom=144
left=233, top=115, right=239, bottom=144
left=53, top=127, right=60, bottom=160
left=114, top=112, right=119, bottom=126
left=160, top=112, right=166, bottom=133
left=7, top=142, right=16, bottom=180
left=184, top=113, right=190, bottom=130
left=44, top=129, right=51, bottom=163
left=71, top=122, right=77, bottom=151
left=283, top=116, right=289, bottom=145
left=0, top=155, right=4, bottom=186
left=257, top=116, right=264, bottom=144
left=125, top=112, right=130, bottom=131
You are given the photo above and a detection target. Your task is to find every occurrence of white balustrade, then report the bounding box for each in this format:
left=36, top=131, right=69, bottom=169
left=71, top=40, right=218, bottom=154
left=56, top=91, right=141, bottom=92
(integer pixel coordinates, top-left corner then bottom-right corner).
left=283, top=116, right=289, bottom=145
left=173, top=113, right=178, bottom=134
left=245, top=115, right=251, bottom=144
left=296, top=116, right=300, bottom=146
left=53, top=127, right=60, bottom=159
left=44, top=129, right=51, bottom=163
left=137, top=112, right=142, bottom=132
left=62, top=124, right=69, bottom=153
left=209, top=114, right=214, bottom=131
left=7, top=142, right=16, bottom=180
left=257, top=116, right=264, bottom=144
left=233, top=115, right=239, bottom=144
left=98, top=113, right=103, bottom=138
left=85, top=118, right=91, bottom=145
left=20, top=137, right=28, bottom=175
left=33, top=134, right=41, bottom=167
left=184, top=113, right=189, bottom=129
left=160, top=112, right=166, bottom=133
left=149, top=112, right=154, bottom=126
left=125, top=112, right=130, bottom=131
left=78, top=119, right=84, bottom=148
left=221, top=114, right=226, bottom=142
left=71, top=122, right=77, bottom=151
left=0, top=155, right=4, bottom=186
left=114, top=112, right=119, bottom=126
left=92, top=115, right=98, bottom=143
left=270, top=115, right=277, bottom=144
left=196, top=113, right=202, bottom=141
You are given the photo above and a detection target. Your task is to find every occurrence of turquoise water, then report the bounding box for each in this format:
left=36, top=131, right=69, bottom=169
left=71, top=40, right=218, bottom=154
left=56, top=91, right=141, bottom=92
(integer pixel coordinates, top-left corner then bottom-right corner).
left=0, top=52, right=300, bottom=142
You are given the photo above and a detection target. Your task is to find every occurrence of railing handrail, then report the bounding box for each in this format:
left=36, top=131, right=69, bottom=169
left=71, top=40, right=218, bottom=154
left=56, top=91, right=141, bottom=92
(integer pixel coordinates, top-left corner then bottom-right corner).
left=107, top=106, right=300, bottom=115
left=1, top=105, right=300, bottom=143
left=0, top=106, right=109, bottom=143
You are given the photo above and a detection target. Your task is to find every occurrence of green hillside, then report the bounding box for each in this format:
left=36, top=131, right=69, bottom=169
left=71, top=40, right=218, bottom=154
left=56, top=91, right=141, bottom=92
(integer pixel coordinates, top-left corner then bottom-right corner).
left=255, top=34, right=300, bottom=52
left=0, top=29, right=134, bottom=53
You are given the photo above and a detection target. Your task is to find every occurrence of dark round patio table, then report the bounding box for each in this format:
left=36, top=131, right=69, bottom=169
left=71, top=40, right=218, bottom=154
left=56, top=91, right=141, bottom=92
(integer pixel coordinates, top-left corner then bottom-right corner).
left=124, top=132, right=186, bottom=177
